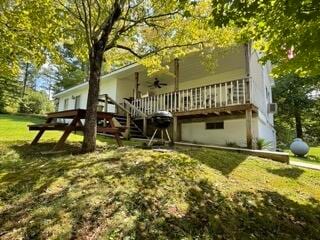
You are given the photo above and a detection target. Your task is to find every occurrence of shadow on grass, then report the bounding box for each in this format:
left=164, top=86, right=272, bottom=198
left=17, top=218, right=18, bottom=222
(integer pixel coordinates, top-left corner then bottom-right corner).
left=267, top=167, right=305, bottom=179
left=180, top=147, right=249, bottom=176
left=14, top=142, right=82, bottom=156
left=1, top=143, right=320, bottom=239
left=0, top=142, right=123, bottom=239
left=126, top=179, right=320, bottom=239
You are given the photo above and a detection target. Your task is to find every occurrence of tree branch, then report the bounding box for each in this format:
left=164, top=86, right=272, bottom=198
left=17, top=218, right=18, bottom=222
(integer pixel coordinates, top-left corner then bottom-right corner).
left=105, top=10, right=180, bottom=50
left=115, top=41, right=205, bottom=58
left=76, top=0, right=92, bottom=47
left=97, top=0, right=126, bottom=50
left=92, top=0, right=102, bottom=32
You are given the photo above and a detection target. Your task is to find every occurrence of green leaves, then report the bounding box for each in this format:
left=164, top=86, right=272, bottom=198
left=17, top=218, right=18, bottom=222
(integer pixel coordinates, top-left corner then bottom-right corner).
left=211, top=0, right=320, bottom=76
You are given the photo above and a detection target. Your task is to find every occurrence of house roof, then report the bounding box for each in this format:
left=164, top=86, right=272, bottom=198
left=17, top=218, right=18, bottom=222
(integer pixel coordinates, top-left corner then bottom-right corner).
left=54, top=62, right=139, bottom=97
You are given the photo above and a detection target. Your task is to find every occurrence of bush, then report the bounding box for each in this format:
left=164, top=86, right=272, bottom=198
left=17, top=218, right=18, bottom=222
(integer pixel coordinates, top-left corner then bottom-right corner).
left=255, top=138, right=272, bottom=150
left=19, top=89, right=54, bottom=115
left=4, top=101, right=19, bottom=113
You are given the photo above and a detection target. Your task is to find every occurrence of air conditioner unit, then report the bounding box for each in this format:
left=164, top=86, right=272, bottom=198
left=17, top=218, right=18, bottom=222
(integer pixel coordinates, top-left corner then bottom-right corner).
left=268, top=103, right=277, bottom=113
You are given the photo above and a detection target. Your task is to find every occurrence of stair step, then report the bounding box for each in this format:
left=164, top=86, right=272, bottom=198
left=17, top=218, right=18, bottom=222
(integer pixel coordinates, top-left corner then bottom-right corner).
left=115, top=117, right=127, bottom=121
left=113, top=115, right=146, bottom=138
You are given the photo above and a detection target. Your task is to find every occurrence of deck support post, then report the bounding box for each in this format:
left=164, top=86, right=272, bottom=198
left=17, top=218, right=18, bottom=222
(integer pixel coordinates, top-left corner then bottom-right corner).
left=143, top=117, right=147, bottom=136
left=173, top=116, right=180, bottom=143
left=244, top=43, right=251, bottom=77
left=246, top=108, right=253, bottom=149
left=104, top=94, right=108, bottom=112
left=134, top=72, right=140, bottom=99
left=174, top=58, right=179, bottom=92
left=125, top=113, right=131, bottom=139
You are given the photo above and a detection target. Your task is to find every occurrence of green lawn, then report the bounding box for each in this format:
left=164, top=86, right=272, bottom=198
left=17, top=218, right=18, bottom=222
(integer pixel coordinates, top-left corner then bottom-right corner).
left=1, top=114, right=320, bottom=239
left=288, top=146, right=320, bottom=166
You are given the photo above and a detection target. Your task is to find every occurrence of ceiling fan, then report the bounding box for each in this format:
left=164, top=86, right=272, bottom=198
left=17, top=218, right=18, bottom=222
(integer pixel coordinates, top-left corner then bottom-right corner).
left=147, top=78, right=168, bottom=88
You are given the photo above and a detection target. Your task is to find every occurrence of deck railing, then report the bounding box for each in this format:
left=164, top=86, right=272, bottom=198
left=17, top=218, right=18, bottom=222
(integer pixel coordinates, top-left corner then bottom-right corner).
left=131, top=78, right=251, bottom=117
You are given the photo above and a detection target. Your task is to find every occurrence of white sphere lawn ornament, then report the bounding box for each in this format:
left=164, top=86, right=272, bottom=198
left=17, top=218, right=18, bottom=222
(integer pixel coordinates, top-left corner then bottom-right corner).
left=290, top=138, right=309, bottom=157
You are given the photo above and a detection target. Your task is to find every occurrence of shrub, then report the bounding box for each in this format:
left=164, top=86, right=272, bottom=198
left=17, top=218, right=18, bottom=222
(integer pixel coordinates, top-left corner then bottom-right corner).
left=4, top=101, right=19, bottom=113
left=255, top=138, right=272, bottom=150
left=19, top=89, right=54, bottom=115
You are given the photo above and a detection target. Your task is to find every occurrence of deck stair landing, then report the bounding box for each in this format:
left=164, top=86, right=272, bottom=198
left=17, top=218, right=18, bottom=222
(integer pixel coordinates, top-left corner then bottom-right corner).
left=113, top=114, right=147, bottom=139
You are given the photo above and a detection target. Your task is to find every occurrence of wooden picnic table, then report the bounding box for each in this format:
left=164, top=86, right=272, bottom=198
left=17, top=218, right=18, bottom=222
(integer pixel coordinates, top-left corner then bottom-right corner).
left=28, top=109, right=126, bottom=151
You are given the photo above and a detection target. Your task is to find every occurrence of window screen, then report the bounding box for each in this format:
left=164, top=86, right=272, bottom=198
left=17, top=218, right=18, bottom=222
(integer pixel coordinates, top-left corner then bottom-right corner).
left=74, top=95, right=81, bottom=109
left=64, top=98, right=69, bottom=110
left=206, top=122, right=224, bottom=129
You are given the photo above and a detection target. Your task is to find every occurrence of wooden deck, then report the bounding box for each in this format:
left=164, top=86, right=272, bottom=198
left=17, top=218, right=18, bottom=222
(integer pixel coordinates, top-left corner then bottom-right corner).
left=28, top=109, right=126, bottom=151
left=174, top=103, right=257, bottom=117
left=130, top=78, right=251, bottom=117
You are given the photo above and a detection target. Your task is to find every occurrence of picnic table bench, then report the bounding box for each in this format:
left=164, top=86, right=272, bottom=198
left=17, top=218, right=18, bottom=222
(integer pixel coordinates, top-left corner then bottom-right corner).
left=28, top=109, right=126, bottom=151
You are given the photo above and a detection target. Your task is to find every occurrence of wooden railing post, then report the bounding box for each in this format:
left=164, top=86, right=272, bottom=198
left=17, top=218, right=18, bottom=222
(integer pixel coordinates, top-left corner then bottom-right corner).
left=249, top=77, right=253, bottom=103
left=237, top=80, right=240, bottom=104
left=173, top=116, right=178, bottom=142
left=231, top=81, right=234, bottom=105
left=245, top=78, right=251, bottom=103
left=104, top=94, right=108, bottom=112
left=126, top=113, right=131, bottom=139
left=174, top=58, right=180, bottom=91
left=143, top=117, right=147, bottom=136
left=219, top=83, right=222, bottom=107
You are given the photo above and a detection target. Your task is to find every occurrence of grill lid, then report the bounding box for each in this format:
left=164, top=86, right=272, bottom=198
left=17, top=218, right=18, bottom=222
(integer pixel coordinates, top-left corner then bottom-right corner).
left=151, top=111, right=173, bottom=118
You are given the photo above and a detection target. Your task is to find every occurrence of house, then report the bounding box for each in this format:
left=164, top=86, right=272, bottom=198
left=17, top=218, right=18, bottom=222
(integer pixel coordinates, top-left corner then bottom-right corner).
left=54, top=44, right=277, bottom=149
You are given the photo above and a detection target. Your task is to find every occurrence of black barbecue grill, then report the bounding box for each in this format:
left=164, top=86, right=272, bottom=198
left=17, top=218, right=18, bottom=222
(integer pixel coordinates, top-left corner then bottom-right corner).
left=148, top=111, right=173, bottom=146
left=151, top=111, right=173, bottom=129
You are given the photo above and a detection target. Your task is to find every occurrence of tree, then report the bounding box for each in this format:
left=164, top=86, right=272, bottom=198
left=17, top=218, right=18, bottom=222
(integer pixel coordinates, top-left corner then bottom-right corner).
left=0, top=0, right=66, bottom=110
left=54, top=0, right=236, bottom=152
left=0, top=0, right=64, bottom=78
left=273, top=74, right=318, bottom=139
left=2, top=0, right=236, bottom=152
left=211, top=0, right=320, bottom=77
left=19, top=88, right=54, bottom=114
left=21, top=62, right=38, bottom=97
left=52, top=45, right=88, bottom=93
left=0, top=75, right=20, bottom=113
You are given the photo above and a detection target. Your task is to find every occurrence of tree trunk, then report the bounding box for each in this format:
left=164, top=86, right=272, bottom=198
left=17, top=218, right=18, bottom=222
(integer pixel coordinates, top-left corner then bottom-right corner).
left=81, top=46, right=104, bottom=153
left=294, top=110, right=303, bottom=138
left=22, top=63, right=29, bottom=97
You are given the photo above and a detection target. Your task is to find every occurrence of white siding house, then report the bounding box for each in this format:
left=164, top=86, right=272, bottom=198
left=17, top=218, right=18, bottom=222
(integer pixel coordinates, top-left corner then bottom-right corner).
left=54, top=44, right=277, bottom=149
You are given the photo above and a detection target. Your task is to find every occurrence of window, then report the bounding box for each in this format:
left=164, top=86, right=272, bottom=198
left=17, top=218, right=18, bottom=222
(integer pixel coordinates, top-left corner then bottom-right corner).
left=64, top=98, right=69, bottom=110
left=206, top=122, right=224, bottom=130
left=74, top=95, right=81, bottom=109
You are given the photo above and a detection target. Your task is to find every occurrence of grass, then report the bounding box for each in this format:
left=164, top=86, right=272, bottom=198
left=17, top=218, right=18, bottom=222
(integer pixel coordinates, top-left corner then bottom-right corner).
left=288, top=146, right=320, bottom=166
left=1, top=113, right=320, bottom=239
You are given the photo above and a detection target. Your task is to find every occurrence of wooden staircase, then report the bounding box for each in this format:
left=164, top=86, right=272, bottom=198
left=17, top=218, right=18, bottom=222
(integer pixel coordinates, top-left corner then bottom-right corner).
left=113, top=114, right=147, bottom=139
left=99, top=94, right=149, bottom=139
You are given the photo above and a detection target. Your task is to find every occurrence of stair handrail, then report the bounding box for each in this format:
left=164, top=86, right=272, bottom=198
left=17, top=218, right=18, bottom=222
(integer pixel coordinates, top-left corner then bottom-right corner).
left=105, top=94, right=131, bottom=115
left=104, top=94, right=132, bottom=138
left=123, top=99, right=147, bottom=118
left=123, top=99, right=148, bottom=136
